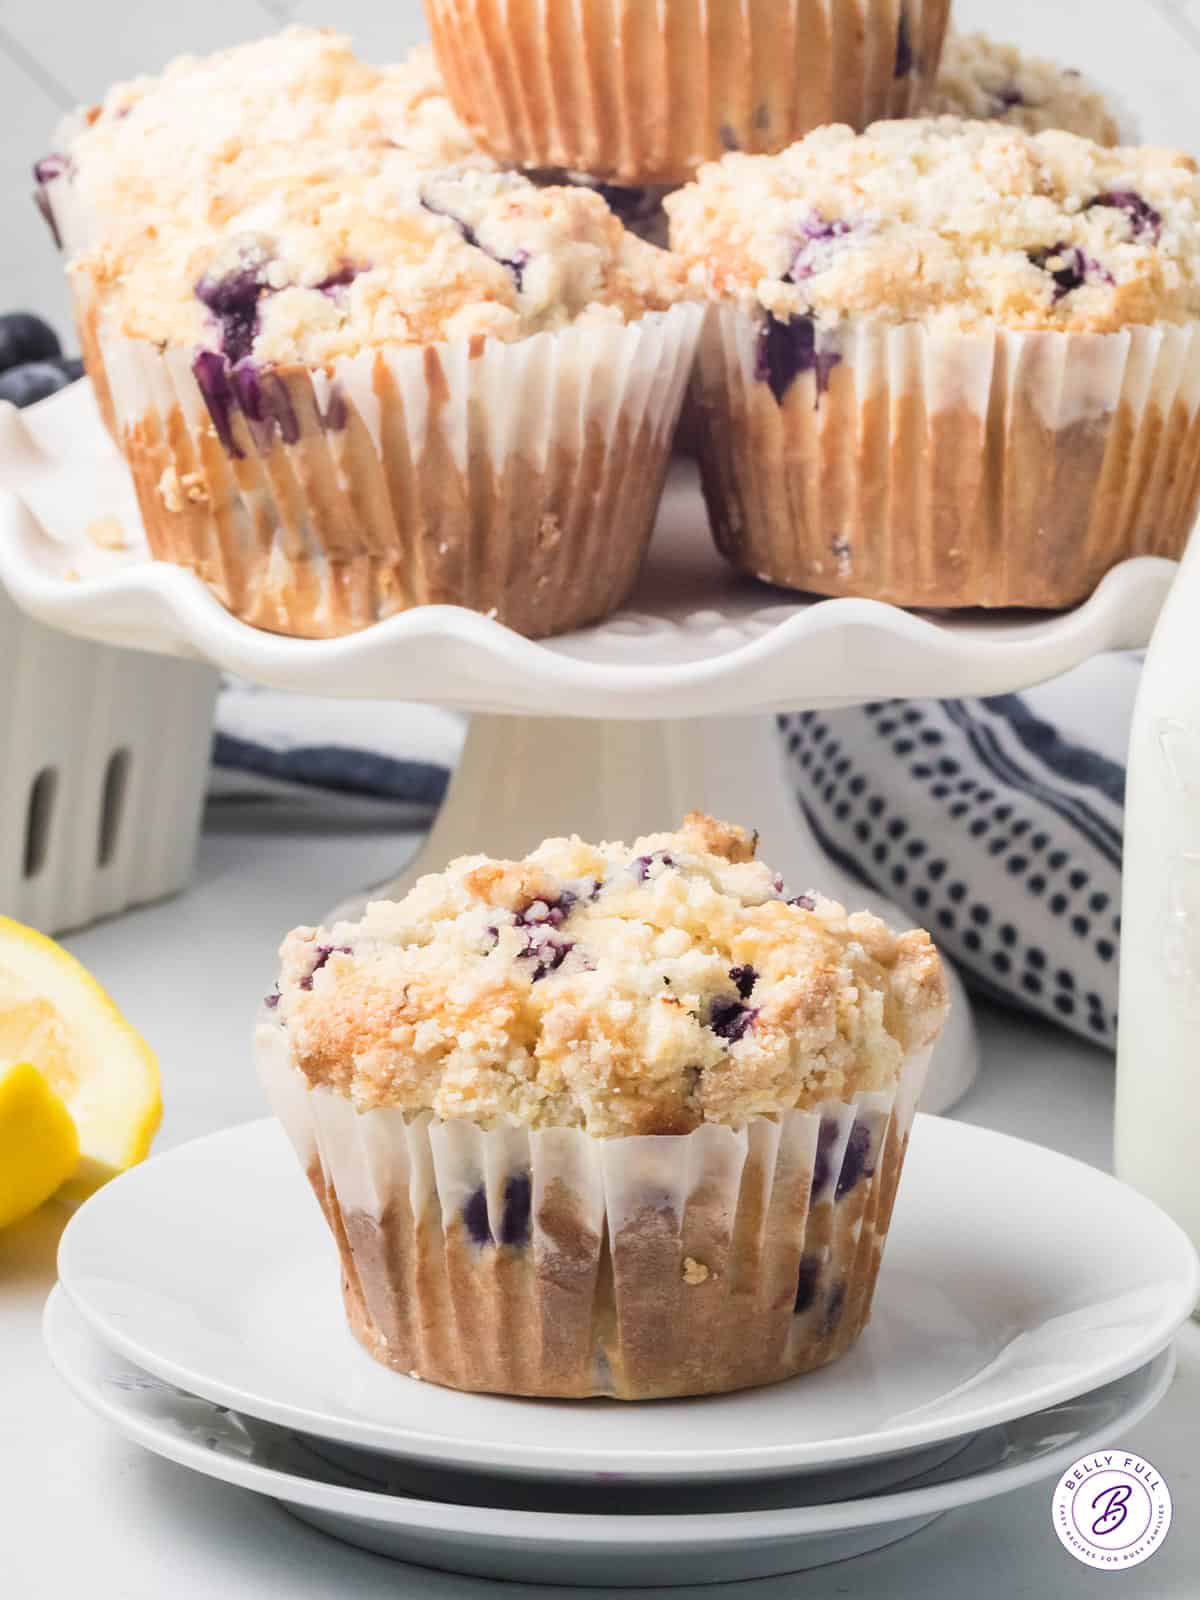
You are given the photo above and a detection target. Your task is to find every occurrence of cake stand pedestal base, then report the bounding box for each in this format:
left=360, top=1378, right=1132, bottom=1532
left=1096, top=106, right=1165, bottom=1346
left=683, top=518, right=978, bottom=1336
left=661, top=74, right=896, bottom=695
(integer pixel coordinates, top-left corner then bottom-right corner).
left=330, top=711, right=979, bottom=1115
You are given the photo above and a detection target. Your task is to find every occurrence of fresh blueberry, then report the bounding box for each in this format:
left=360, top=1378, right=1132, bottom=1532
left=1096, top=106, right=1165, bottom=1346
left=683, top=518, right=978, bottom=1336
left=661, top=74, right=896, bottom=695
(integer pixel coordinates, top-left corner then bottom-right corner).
left=794, top=1254, right=820, bottom=1314
left=834, top=1121, right=875, bottom=1200
left=708, top=996, right=756, bottom=1042
left=462, top=1185, right=492, bottom=1246
left=0, top=358, right=74, bottom=407
left=0, top=312, right=60, bottom=374
left=756, top=313, right=841, bottom=405
left=729, top=965, right=758, bottom=1000
left=1086, top=190, right=1163, bottom=244
left=499, top=1172, right=532, bottom=1247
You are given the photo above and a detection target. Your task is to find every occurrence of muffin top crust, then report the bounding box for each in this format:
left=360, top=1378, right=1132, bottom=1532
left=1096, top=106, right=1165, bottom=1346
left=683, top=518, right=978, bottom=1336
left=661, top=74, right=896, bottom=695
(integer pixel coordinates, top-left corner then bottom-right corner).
left=77, top=163, right=685, bottom=363
left=43, top=29, right=491, bottom=251
left=268, top=813, right=947, bottom=1137
left=666, top=118, right=1200, bottom=334
left=924, top=32, right=1122, bottom=147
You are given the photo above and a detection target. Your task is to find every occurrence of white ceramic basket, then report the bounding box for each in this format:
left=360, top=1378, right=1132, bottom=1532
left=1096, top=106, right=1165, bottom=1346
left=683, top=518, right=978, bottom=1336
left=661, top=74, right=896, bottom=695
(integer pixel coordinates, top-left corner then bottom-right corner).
left=0, top=577, right=217, bottom=934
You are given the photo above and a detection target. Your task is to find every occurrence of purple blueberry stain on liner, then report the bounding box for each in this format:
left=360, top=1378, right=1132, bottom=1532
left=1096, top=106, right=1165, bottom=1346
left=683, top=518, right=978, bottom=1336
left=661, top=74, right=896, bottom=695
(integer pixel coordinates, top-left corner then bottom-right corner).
left=719, top=124, right=740, bottom=152
left=321, top=383, right=349, bottom=433
left=822, top=1281, right=847, bottom=1338
left=794, top=1254, right=820, bottom=1315
left=499, top=1172, right=533, bottom=1247
left=811, top=1116, right=840, bottom=1194
left=835, top=1121, right=876, bottom=1200
left=192, top=350, right=241, bottom=457
left=894, top=10, right=914, bottom=78
left=1087, top=190, right=1163, bottom=244
left=756, top=313, right=841, bottom=406
left=233, top=362, right=300, bottom=452
left=462, top=1185, right=492, bottom=1246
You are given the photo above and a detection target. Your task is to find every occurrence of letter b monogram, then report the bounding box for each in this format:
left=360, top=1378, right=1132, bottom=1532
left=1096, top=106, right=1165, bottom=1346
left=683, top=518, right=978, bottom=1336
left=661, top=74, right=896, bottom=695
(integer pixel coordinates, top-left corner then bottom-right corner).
left=1092, top=1484, right=1132, bottom=1536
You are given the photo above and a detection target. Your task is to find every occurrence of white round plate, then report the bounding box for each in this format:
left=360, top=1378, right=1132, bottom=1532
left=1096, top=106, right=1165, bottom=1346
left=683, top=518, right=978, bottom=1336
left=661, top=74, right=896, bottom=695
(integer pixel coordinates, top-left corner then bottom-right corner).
left=0, top=383, right=1173, bottom=715
left=56, top=1116, right=1198, bottom=1484
left=43, top=1286, right=1175, bottom=1587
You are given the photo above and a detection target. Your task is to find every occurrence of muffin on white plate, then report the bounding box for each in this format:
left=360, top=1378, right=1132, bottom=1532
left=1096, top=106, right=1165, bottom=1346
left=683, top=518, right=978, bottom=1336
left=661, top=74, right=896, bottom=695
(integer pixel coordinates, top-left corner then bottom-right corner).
left=925, top=31, right=1125, bottom=146
left=257, top=813, right=948, bottom=1400
left=669, top=118, right=1200, bottom=609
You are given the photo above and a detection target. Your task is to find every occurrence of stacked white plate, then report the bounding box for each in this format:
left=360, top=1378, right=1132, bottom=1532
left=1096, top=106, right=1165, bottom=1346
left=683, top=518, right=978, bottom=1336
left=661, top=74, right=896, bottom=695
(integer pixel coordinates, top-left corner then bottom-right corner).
left=49, top=1115, right=1198, bottom=1587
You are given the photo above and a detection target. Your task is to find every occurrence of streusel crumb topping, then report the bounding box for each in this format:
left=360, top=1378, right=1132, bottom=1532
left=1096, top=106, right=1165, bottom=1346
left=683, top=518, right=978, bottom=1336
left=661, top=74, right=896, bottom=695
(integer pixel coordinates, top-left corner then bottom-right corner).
left=270, top=813, right=947, bottom=1137
left=75, top=162, right=685, bottom=361
left=925, top=32, right=1121, bottom=147
left=666, top=118, right=1200, bottom=334
left=55, top=29, right=490, bottom=245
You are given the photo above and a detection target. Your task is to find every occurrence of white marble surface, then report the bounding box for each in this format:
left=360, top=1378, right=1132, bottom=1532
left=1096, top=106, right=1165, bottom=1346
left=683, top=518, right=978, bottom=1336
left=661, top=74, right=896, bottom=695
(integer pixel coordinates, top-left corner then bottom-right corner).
left=2, top=0, right=1200, bottom=328
left=1, top=816, right=1196, bottom=1599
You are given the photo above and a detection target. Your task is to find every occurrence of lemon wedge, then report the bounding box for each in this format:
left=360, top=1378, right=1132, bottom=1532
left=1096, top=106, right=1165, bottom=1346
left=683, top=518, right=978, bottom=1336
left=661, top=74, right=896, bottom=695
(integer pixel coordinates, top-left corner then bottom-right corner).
left=0, top=917, right=161, bottom=1207
left=0, top=1061, right=79, bottom=1227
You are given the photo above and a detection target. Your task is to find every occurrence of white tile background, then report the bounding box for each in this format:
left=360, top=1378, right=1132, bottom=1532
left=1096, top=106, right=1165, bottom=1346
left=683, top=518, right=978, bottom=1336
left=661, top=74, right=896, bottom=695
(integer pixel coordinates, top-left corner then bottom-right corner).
left=1, top=0, right=1197, bottom=336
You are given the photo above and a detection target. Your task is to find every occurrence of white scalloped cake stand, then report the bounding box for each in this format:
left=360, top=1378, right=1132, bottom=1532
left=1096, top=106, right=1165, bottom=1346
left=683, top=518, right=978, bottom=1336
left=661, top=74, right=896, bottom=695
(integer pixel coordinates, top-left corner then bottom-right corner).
left=0, top=383, right=1177, bottom=1111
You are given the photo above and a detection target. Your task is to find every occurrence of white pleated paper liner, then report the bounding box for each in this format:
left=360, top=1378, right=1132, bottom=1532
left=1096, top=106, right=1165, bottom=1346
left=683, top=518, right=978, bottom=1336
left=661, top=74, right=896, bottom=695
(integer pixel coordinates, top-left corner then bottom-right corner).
left=90, top=298, right=702, bottom=639
left=690, top=302, right=1200, bottom=608
left=427, top=0, right=951, bottom=184
left=257, top=1021, right=932, bottom=1399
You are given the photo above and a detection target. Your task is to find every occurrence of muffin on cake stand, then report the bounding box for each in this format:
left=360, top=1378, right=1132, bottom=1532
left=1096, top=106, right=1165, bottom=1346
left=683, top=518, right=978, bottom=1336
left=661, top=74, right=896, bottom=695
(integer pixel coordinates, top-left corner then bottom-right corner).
left=0, top=379, right=1175, bottom=1112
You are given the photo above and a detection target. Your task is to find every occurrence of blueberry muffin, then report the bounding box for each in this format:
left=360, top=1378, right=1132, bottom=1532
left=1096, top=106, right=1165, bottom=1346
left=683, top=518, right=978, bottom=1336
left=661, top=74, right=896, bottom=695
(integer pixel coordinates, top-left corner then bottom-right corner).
left=668, top=119, right=1200, bottom=609
left=35, top=30, right=495, bottom=440
left=925, top=31, right=1124, bottom=147
left=425, top=0, right=952, bottom=185
left=256, top=813, right=947, bottom=1399
left=71, top=159, right=698, bottom=639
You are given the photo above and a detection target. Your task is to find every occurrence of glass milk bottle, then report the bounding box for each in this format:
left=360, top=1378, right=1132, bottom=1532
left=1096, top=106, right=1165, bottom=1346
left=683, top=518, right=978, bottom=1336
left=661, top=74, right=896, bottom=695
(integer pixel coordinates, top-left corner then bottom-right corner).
left=1116, top=529, right=1200, bottom=1267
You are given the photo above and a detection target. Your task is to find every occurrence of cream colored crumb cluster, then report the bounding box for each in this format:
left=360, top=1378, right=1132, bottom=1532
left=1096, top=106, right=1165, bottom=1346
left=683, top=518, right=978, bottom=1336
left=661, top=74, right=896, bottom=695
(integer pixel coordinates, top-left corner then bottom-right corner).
left=925, top=32, right=1122, bottom=147
left=270, top=813, right=947, bottom=1138
left=49, top=29, right=491, bottom=253
left=667, top=118, right=1200, bottom=334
